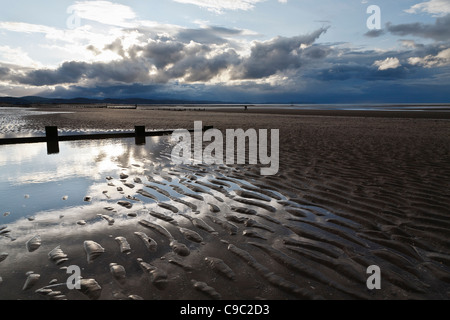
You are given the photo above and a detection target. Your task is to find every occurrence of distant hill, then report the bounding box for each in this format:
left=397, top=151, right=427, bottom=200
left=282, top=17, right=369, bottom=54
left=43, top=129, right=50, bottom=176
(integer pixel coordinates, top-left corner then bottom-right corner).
left=0, top=96, right=237, bottom=105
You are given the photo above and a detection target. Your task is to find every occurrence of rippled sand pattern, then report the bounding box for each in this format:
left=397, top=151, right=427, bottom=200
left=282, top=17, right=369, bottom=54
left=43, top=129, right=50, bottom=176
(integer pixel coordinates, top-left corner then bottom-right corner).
left=1, top=154, right=449, bottom=300
left=1, top=107, right=449, bottom=300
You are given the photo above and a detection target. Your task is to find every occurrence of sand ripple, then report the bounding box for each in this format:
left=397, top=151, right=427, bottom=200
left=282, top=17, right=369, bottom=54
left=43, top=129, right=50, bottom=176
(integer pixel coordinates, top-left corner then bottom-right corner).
left=1, top=112, right=449, bottom=300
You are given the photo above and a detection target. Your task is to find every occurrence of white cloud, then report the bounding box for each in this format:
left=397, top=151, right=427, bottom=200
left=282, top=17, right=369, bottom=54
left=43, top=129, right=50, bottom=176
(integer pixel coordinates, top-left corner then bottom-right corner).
left=373, top=57, right=401, bottom=70
left=0, top=2, right=138, bottom=31
left=173, top=0, right=266, bottom=13
left=0, top=45, right=43, bottom=68
left=408, top=47, right=450, bottom=67
left=0, top=21, right=104, bottom=45
left=69, top=1, right=137, bottom=27
left=0, top=22, right=130, bottom=66
left=399, top=40, right=423, bottom=48
left=0, top=21, right=60, bottom=35
left=405, top=0, right=450, bottom=16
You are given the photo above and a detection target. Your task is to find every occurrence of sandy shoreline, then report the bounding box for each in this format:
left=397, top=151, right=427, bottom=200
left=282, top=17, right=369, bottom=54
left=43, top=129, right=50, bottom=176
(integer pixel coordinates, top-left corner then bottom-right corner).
left=1, top=106, right=450, bottom=300
left=21, top=105, right=450, bottom=193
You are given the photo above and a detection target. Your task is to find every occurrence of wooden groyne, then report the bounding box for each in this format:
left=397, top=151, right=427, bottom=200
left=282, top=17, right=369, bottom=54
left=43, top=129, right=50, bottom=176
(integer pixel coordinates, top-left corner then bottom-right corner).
left=0, top=125, right=213, bottom=154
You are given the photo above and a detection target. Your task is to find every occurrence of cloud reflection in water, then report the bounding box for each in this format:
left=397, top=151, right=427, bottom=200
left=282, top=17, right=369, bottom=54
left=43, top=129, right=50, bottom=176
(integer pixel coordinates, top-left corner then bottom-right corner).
left=0, top=136, right=172, bottom=223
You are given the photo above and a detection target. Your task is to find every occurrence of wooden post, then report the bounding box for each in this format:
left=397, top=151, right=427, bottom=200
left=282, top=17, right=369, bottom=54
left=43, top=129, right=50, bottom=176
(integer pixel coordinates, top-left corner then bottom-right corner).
left=45, top=126, right=59, bottom=154
left=135, top=126, right=146, bottom=145
left=45, top=126, right=59, bottom=140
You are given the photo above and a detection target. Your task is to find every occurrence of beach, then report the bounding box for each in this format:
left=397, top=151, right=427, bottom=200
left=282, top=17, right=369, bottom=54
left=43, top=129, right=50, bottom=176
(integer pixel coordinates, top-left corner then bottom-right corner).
left=20, top=105, right=450, bottom=196
left=1, top=105, right=449, bottom=300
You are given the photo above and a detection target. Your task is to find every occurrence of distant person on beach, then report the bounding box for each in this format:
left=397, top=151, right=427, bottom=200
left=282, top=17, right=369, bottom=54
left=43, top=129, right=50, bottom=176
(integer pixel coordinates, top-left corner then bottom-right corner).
left=245, top=106, right=248, bottom=111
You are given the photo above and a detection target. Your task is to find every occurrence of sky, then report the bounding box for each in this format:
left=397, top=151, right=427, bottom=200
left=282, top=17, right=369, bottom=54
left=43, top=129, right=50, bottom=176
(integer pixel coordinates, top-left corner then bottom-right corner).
left=0, top=0, right=449, bottom=103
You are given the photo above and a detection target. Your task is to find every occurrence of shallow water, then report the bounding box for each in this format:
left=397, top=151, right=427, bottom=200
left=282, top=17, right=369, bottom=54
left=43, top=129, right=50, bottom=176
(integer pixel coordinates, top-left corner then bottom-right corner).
left=0, top=107, right=139, bottom=139
left=0, top=137, right=170, bottom=224
left=0, top=107, right=74, bottom=138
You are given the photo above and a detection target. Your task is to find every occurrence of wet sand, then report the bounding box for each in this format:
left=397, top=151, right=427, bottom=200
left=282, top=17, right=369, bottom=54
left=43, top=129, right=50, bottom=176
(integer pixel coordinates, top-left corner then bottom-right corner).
left=1, top=106, right=450, bottom=300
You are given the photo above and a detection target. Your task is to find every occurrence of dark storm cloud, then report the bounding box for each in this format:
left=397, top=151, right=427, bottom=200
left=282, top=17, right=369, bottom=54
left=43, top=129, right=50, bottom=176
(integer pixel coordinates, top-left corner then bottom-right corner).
left=35, top=39, right=450, bottom=104
left=140, top=41, right=186, bottom=69
left=406, top=40, right=450, bottom=57
left=302, top=45, right=332, bottom=59
left=13, top=61, right=89, bottom=86
left=399, top=39, right=425, bottom=49
left=0, top=66, right=10, bottom=76
left=149, top=28, right=330, bottom=81
left=37, top=73, right=450, bottom=104
left=86, top=59, right=153, bottom=83
left=169, top=49, right=240, bottom=82
left=9, top=22, right=449, bottom=104
left=11, top=27, right=329, bottom=87
left=315, top=63, right=409, bottom=81
left=177, top=26, right=243, bottom=45
left=104, top=39, right=126, bottom=57
left=386, top=14, right=450, bottom=41
left=12, top=59, right=153, bottom=86
left=364, top=29, right=385, bottom=38
left=42, top=83, right=165, bottom=99
left=133, top=39, right=239, bottom=83
left=302, top=42, right=448, bottom=84
left=232, top=27, right=329, bottom=79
